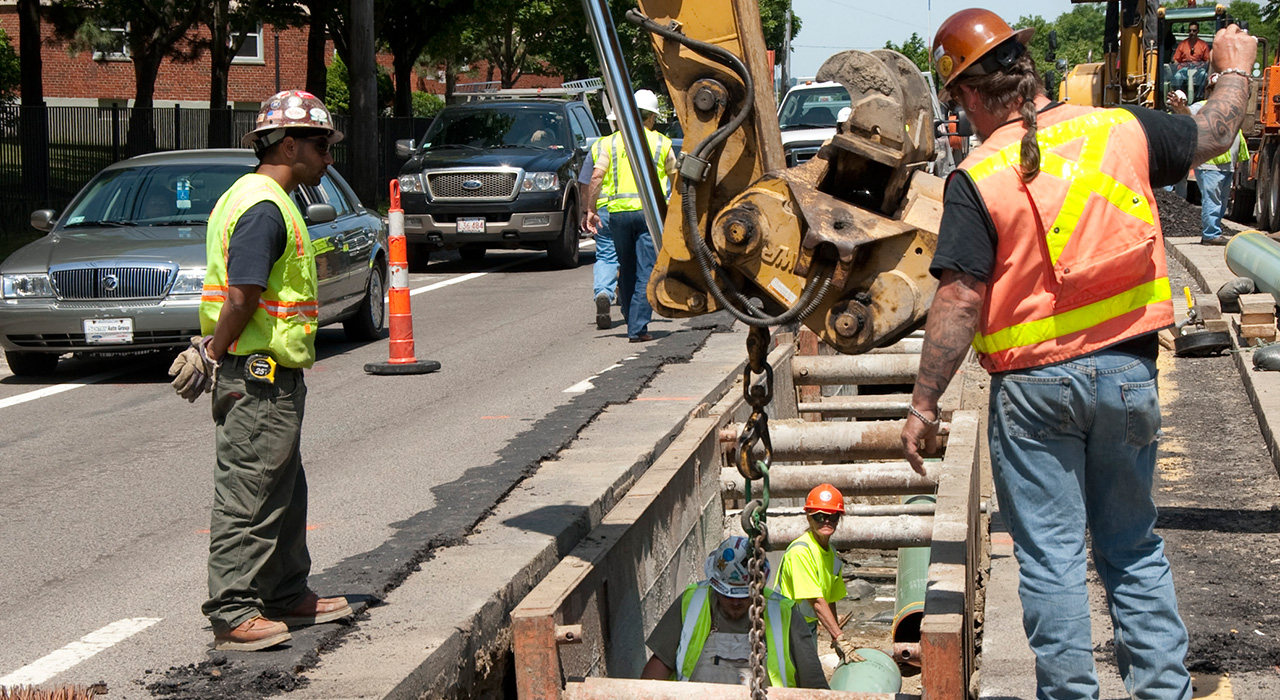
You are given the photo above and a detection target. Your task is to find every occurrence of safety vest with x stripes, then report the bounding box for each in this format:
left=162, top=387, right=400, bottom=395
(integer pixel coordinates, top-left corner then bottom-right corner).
left=957, top=103, right=1174, bottom=373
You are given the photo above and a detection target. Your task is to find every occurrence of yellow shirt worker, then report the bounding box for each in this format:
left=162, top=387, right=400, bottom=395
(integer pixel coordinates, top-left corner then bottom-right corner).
left=775, top=484, right=863, bottom=664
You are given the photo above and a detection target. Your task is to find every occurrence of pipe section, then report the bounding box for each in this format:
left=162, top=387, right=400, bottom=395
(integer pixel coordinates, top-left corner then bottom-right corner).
left=765, top=514, right=933, bottom=549
left=720, top=463, right=937, bottom=498
left=828, top=648, right=903, bottom=693
left=893, top=494, right=935, bottom=644
left=733, top=419, right=941, bottom=462
left=1225, top=231, right=1280, bottom=302
left=796, top=395, right=911, bottom=418
left=791, top=355, right=921, bottom=386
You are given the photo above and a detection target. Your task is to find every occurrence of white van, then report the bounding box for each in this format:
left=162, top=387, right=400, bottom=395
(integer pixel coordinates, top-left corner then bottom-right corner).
left=777, top=80, right=848, bottom=167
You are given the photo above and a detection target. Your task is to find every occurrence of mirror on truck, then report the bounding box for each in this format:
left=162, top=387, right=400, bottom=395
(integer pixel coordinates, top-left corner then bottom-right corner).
left=395, top=139, right=417, bottom=158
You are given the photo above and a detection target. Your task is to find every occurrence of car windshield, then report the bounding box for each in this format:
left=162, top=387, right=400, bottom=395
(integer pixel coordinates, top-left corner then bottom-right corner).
left=420, top=106, right=571, bottom=150
left=62, top=163, right=253, bottom=228
left=778, top=86, right=851, bottom=130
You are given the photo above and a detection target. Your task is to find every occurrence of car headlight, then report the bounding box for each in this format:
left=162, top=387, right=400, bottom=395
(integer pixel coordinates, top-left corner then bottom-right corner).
left=169, top=268, right=206, bottom=296
left=1, top=273, right=54, bottom=299
left=521, top=172, right=558, bottom=192
left=398, top=174, right=425, bottom=194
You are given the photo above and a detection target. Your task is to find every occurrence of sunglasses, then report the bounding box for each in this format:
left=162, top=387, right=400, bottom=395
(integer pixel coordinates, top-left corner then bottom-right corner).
left=809, top=512, right=841, bottom=525
left=298, top=136, right=331, bottom=155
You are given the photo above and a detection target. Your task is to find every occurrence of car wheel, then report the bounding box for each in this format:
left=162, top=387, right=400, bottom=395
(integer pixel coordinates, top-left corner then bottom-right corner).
left=343, top=262, right=388, bottom=342
left=5, top=350, right=58, bottom=377
left=459, top=244, right=486, bottom=264
left=407, top=240, right=431, bottom=273
left=547, top=196, right=581, bottom=270
left=1228, top=165, right=1256, bottom=224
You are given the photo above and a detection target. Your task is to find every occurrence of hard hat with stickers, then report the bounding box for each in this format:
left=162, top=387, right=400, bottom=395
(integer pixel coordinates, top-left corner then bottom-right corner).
left=241, top=89, right=344, bottom=154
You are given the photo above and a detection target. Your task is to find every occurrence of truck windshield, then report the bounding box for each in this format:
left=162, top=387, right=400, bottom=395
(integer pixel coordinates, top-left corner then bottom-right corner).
left=778, top=86, right=851, bottom=130
left=421, top=107, right=571, bottom=150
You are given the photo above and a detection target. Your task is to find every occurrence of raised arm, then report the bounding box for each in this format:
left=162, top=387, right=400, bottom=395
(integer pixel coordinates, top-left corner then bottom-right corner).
left=1191, top=25, right=1256, bottom=168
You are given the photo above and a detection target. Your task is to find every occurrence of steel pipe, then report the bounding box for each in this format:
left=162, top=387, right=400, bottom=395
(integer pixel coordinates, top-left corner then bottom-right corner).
left=791, top=355, right=921, bottom=386
left=728, top=503, right=938, bottom=518
left=564, top=677, right=900, bottom=699
left=829, top=648, right=902, bottom=693
left=731, top=419, right=941, bottom=462
left=1226, top=231, right=1280, bottom=302
left=796, top=395, right=911, bottom=418
left=893, top=642, right=922, bottom=667
left=893, top=495, right=935, bottom=644
left=720, top=463, right=937, bottom=498
left=764, top=514, right=933, bottom=549
left=867, top=337, right=922, bottom=354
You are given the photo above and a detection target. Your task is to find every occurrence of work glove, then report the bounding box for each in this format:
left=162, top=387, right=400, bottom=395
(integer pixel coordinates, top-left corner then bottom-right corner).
left=833, top=635, right=865, bottom=664
left=168, top=335, right=218, bottom=402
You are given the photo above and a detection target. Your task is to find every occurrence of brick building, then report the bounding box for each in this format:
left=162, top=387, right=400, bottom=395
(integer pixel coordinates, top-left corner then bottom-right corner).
left=0, top=2, right=562, bottom=109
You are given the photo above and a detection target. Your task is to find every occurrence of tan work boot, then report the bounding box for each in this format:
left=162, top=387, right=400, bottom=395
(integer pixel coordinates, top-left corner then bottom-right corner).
left=213, top=616, right=291, bottom=652
left=275, top=591, right=353, bottom=627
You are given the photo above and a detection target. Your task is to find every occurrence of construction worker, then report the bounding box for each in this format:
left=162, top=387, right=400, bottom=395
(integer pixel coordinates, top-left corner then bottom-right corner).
left=580, top=114, right=617, bottom=330
left=774, top=484, right=864, bottom=665
left=1190, top=72, right=1250, bottom=246
left=581, top=89, right=677, bottom=342
left=640, top=536, right=829, bottom=688
left=905, top=10, right=1255, bottom=699
left=168, top=89, right=353, bottom=651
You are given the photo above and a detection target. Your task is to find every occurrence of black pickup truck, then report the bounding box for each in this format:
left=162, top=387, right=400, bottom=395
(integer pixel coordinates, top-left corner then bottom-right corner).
left=395, top=99, right=601, bottom=269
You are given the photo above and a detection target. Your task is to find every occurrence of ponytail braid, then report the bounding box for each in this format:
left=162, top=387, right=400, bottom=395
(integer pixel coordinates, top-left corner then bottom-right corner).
left=946, top=51, right=1046, bottom=183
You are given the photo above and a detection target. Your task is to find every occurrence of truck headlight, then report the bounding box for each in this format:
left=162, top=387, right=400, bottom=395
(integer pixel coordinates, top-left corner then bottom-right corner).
left=1, top=273, right=54, bottom=299
left=168, top=268, right=206, bottom=296
left=521, top=172, right=558, bottom=192
left=398, top=174, right=425, bottom=194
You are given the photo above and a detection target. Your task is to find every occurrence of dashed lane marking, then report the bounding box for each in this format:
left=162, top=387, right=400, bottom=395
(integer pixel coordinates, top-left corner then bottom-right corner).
left=0, top=617, right=161, bottom=687
left=563, top=362, right=625, bottom=394
left=0, top=368, right=131, bottom=411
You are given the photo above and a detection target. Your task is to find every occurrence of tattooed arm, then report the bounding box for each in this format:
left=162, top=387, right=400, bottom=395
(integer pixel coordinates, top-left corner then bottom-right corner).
left=1191, top=25, right=1257, bottom=168
left=902, top=269, right=986, bottom=474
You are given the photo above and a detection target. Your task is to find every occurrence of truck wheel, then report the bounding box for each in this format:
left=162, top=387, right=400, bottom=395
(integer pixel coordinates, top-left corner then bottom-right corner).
left=459, top=244, right=486, bottom=263
left=343, top=262, right=387, bottom=342
left=1228, top=164, right=1256, bottom=224
left=1259, top=143, right=1277, bottom=231
left=547, top=197, right=581, bottom=270
left=407, top=240, right=431, bottom=273
left=5, top=350, right=58, bottom=377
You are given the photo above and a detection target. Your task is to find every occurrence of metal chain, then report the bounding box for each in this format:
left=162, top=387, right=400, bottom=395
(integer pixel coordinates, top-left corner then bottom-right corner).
left=738, top=325, right=773, bottom=699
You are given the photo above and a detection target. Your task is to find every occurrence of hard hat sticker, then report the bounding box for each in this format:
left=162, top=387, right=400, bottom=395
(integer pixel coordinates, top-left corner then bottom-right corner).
left=938, top=55, right=954, bottom=77
left=287, top=95, right=303, bottom=108
left=284, top=107, right=307, bottom=120
left=310, top=107, right=329, bottom=123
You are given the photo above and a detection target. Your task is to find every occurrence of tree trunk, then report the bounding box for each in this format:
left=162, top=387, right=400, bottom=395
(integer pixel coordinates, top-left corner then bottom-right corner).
left=208, top=3, right=233, bottom=149
left=17, top=0, right=48, bottom=204
left=445, top=60, right=457, bottom=104
left=393, top=52, right=413, bottom=117
left=349, top=0, right=378, bottom=207
left=306, top=5, right=328, bottom=100
left=127, top=53, right=162, bottom=158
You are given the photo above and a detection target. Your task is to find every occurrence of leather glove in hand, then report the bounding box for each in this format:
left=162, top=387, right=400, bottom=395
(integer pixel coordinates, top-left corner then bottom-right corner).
left=168, top=335, right=217, bottom=402
left=833, top=636, right=865, bottom=664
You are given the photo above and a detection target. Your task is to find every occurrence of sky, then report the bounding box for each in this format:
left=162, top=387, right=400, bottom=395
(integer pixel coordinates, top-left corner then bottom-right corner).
left=789, top=0, right=1080, bottom=78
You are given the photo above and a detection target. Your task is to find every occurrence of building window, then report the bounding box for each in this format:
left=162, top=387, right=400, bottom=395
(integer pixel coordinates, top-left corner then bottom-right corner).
left=232, top=25, right=263, bottom=64
left=93, top=26, right=129, bottom=62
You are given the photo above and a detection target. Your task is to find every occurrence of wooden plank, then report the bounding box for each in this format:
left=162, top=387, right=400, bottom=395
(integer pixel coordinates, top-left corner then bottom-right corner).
left=1237, top=293, right=1275, bottom=317
left=1240, top=313, right=1276, bottom=326
left=1240, top=323, right=1277, bottom=339
left=1193, top=293, right=1222, bottom=320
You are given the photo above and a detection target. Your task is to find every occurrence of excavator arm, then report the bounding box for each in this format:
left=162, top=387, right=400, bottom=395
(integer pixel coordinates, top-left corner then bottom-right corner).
left=622, top=0, right=945, bottom=354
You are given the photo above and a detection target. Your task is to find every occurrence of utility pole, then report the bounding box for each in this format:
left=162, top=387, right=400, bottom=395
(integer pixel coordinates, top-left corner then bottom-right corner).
left=350, top=0, right=378, bottom=208
left=783, top=1, right=792, bottom=90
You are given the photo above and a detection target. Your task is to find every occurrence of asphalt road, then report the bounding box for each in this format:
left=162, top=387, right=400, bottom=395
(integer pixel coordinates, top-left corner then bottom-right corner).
left=0, top=243, right=714, bottom=697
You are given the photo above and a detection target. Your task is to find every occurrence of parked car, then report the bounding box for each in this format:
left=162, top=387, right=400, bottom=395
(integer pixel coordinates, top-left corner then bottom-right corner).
left=0, top=149, right=388, bottom=377
left=395, top=99, right=600, bottom=269
left=778, top=80, right=850, bottom=167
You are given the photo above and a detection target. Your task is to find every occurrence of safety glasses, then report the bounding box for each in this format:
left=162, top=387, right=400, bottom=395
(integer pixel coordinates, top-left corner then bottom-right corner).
left=300, top=136, right=331, bottom=156
left=809, top=512, right=841, bottom=526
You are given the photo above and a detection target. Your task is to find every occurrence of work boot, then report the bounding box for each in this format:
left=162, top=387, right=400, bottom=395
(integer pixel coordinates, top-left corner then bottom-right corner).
left=275, top=592, right=354, bottom=628
left=1200, top=236, right=1230, bottom=246
left=213, top=616, right=291, bottom=652
left=595, top=292, right=612, bottom=330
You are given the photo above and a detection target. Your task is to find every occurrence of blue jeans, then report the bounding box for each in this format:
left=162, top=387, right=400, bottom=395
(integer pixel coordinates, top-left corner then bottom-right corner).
left=1196, top=167, right=1230, bottom=241
left=989, top=350, right=1190, bottom=700
left=592, top=208, right=618, bottom=302
left=609, top=209, right=656, bottom=338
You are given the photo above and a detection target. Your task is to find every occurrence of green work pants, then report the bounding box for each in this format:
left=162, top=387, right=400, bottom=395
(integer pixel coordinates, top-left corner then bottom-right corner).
left=201, top=358, right=311, bottom=633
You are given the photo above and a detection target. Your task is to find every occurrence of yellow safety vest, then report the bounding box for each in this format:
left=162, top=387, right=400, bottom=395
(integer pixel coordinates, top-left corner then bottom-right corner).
left=674, top=582, right=796, bottom=688
left=776, top=530, right=847, bottom=623
left=591, top=128, right=672, bottom=213
left=200, top=173, right=319, bottom=369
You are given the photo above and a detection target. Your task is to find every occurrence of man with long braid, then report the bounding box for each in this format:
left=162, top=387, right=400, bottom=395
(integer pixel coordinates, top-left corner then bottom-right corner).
left=902, top=10, right=1256, bottom=700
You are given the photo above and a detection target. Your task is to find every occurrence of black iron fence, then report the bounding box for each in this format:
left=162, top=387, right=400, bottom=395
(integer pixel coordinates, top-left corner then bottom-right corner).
left=0, top=105, right=435, bottom=249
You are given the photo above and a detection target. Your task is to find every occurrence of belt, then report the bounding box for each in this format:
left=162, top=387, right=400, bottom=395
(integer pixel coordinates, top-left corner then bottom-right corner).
left=221, top=353, right=302, bottom=374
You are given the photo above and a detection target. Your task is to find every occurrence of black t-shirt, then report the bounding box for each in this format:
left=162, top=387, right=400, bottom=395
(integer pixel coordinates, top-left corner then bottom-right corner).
left=928, top=104, right=1197, bottom=359
left=225, top=201, right=288, bottom=290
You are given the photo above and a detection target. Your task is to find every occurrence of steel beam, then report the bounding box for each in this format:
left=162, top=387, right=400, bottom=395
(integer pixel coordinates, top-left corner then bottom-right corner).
left=791, top=355, right=920, bottom=386
left=765, top=514, right=933, bottom=549
left=720, top=463, right=936, bottom=498
left=564, top=677, right=903, bottom=699
left=796, top=394, right=911, bottom=418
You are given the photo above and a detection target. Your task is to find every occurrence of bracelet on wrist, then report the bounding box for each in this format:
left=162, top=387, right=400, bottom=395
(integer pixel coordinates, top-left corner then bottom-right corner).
left=909, top=404, right=941, bottom=429
left=1218, top=68, right=1251, bottom=80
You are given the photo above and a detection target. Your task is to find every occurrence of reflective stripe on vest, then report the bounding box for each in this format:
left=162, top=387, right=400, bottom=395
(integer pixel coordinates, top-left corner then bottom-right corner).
left=674, top=583, right=794, bottom=687
left=959, top=105, right=1174, bottom=370
left=199, top=173, right=319, bottom=368
left=593, top=130, right=672, bottom=213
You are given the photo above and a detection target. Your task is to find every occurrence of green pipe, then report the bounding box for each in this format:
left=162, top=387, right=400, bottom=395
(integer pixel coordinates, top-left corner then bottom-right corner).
left=1225, top=231, right=1280, bottom=303
left=892, top=493, right=936, bottom=643
left=829, top=648, right=903, bottom=693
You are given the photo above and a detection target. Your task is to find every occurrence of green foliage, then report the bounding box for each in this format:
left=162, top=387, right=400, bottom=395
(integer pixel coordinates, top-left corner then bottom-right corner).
left=0, top=29, right=20, bottom=104
left=411, top=91, right=445, bottom=118
left=884, top=33, right=929, bottom=72
left=1018, top=4, right=1107, bottom=73
left=326, top=53, right=395, bottom=114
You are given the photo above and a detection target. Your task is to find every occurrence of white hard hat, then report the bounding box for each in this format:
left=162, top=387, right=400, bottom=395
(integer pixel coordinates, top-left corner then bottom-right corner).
left=634, top=89, right=660, bottom=115
left=704, top=536, right=769, bottom=598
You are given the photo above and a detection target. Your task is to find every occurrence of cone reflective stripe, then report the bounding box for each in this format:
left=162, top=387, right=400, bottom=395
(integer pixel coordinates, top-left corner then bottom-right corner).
left=365, top=180, right=440, bottom=375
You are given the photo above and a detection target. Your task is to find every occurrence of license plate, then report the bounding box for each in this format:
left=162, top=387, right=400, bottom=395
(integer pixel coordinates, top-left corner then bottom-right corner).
left=457, top=217, right=485, bottom=234
left=83, top=318, right=133, bottom=344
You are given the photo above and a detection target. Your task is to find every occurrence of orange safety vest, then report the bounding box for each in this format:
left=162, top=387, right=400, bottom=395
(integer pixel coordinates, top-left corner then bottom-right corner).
left=958, top=103, right=1174, bottom=372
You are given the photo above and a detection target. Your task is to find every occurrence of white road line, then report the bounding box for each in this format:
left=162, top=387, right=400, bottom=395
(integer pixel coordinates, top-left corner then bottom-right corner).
left=0, top=368, right=131, bottom=411
left=0, top=617, right=161, bottom=687
left=563, top=360, right=629, bottom=394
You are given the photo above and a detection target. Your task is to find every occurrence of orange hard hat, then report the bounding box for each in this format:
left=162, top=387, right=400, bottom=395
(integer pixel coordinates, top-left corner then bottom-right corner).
left=932, top=8, right=1035, bottom=88
left=804, top=483, right=845, bottom=514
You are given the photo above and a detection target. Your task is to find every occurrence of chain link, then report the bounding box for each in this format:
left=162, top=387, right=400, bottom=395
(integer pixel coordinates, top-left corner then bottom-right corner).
left=738, top=325, right=773, bottom=699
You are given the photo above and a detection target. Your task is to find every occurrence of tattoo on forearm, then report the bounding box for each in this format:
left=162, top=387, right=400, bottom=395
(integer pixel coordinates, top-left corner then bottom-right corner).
left=913, top=273, right=985, bottom=407
left=1193, top=77, right=1248, bottom=166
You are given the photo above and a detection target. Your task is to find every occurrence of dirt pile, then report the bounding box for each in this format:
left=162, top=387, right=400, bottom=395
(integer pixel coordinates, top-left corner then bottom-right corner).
left=1155, top=188, right=1202, bottom=237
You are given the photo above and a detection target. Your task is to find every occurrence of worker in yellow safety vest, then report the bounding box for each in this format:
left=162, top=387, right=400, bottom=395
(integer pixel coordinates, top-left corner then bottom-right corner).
left=582, top=88, right=676, bottom=342
left=903, top=9, right=1257, bottom=698
left=640, top=536, right=828, bottom=688
left=1188, top=72, right=1250, bottom=246
left=168, top=89, right=353, bottom=652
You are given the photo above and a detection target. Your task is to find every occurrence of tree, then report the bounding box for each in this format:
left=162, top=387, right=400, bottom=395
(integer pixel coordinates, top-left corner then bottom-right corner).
left=884, top=32, right=929, bottom=72
left=379, top=0, right=475, bottom=116
left=1227, top=1, right=1277, bottom=70
left=17, top=0, right=48, bottom=203
left=47, top=0, right=203, bottom=156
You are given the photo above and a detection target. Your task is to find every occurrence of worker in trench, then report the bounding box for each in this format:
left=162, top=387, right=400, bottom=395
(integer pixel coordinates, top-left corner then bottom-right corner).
left=774, top=483, right=865, bottom=665
left=640, top=536, right=829, bottom=688
left=902, top=9, right=1256, bottom=700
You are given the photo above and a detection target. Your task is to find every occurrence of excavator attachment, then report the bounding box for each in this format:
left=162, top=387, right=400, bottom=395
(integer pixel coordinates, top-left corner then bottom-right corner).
left=632, top=0, right=944, bottom=354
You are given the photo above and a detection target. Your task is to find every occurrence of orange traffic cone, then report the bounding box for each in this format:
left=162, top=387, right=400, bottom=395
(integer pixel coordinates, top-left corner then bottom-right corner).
left=365, top=180, right=441, bottom=375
